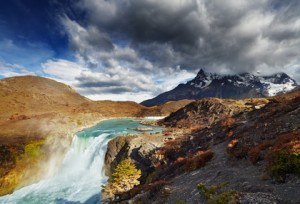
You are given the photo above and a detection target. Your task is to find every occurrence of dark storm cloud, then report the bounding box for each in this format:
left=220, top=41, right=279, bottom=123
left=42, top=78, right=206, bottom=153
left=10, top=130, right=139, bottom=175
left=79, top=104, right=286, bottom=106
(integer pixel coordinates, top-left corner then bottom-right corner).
left=77, top=80, right=121, bottom=88
left=75, top=0, right=300, bottom=73
left=63, top=18, right=114, bottom=53
left=83, top=86, right=133, bottom=94
left=60, top=0, right=300, bottom=98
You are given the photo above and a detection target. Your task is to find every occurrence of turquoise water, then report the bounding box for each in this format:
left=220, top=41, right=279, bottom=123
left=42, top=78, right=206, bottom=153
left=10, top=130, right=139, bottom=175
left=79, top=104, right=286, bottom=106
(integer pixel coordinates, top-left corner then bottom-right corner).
left=76, top=118, right=163, bottom=138
left=0, top=118, right=163, bottom=204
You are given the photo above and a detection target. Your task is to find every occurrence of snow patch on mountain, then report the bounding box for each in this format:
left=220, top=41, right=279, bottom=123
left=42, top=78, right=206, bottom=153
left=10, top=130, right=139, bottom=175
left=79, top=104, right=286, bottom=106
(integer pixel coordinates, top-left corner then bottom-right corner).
left=190, top=69, right=297, bottom=96
left=141, top=69, right=298, bottom=107
left=260, top=76, right=297, bottom=96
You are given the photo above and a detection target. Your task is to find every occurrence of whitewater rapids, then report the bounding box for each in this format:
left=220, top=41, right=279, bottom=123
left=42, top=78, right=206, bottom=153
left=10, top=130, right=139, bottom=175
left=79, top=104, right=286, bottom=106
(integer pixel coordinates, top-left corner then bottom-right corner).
left=0, top=118, right=162, bottom=204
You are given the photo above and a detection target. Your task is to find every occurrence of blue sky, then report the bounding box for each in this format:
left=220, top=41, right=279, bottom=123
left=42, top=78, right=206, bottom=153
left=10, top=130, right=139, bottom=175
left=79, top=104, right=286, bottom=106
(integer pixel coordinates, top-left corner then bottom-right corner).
left=0, top=0, right=73, bottom=74
left=0, top=0, right=299, bottom=101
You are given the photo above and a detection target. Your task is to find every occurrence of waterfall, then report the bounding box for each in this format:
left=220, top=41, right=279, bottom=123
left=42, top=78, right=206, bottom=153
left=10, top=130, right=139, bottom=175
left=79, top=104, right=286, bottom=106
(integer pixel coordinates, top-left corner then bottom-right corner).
left=0, top=133, right=111, bottom=204
left=0, top=118, right=163, bottom=204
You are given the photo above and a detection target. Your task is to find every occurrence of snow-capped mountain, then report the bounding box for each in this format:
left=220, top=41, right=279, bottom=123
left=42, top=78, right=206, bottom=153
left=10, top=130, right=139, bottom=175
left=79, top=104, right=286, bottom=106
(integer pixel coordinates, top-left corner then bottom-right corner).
left=141, top=69, right=298, bottom=106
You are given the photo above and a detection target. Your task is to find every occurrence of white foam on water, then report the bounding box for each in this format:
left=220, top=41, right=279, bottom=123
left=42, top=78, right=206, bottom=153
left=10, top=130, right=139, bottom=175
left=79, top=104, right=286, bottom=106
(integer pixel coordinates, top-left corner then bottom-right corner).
left=0, top=133, right=111, bottom=204
left=144, top=116, right=166, bottom=120
left=0, top=118, right=163, bottom=204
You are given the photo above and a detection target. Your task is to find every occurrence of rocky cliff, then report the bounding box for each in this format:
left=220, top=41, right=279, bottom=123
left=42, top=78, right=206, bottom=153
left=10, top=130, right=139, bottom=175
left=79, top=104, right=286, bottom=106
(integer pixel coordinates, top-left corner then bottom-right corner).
left=104, top=133, right=165, bottom=183
left=107, top=90, right=300, bottom=203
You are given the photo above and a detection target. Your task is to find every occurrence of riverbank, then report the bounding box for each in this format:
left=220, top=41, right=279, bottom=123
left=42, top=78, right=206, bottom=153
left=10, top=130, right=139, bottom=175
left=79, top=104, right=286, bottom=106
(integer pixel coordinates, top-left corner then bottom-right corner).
left=0, top=76, right=190, bottom=197
left=0, top=118, right=164, bottom=203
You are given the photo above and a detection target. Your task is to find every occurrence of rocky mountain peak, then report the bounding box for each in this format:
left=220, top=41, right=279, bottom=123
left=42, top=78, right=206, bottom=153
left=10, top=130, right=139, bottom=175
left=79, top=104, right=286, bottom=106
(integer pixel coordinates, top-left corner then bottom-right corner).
left=141, top=69, right=298, bottom=107
left=189, top=69, right=212, bottom=88
left=263, top=72, right=295, bottom=84
left=196, top=69, right=206, bottom=78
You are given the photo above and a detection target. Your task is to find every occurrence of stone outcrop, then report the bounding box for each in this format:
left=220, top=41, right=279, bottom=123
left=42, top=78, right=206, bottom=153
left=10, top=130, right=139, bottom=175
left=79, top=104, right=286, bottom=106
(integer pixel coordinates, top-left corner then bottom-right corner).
left=104, top=133, right=165, bottom=182
left=160, top=97, right=269, bottom=128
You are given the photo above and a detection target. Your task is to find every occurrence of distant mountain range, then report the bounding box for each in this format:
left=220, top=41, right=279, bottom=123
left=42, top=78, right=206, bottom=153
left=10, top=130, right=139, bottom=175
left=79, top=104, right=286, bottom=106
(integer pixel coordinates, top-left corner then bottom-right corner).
left=141, top=69, right=298, bottom=106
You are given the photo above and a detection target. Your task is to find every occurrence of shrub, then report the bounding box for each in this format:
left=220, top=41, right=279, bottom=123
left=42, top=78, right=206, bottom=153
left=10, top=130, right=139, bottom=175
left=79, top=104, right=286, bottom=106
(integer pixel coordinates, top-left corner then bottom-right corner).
left=248, top=141, right=273, bottom=164
left=208, top=190, right=237, bottom=204
left=197, top=183, right=218, bottom=199
left=184, top=150, right=214, bottom=171
left=221, top=117, right=236, bottom=128
left=24, top=140, right=45, bottom=160
left=102, top=159, right=141, bottom=199
left=197, top=182, right=237, bottom=204
left=269, top=150, right=300, bottom=182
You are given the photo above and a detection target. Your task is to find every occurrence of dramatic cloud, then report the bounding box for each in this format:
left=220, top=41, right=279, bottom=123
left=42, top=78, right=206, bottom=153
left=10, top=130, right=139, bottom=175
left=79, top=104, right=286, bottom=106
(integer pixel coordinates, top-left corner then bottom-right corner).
left=59, top=16, right=195, bottom=101
left=56, top=0, right=300, bottom=101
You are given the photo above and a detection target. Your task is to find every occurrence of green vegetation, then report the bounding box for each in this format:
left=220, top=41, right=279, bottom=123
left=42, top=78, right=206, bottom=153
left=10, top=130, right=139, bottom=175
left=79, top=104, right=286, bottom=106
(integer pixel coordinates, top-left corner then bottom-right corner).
left=24, top=140, right=45, bottom=159
left=270, top=150, right=300, bottom=182
left=102, top=159, right=141, bottom=199
left=197, top=182, right=237, bottom=204
left=208, top=191, right=237, bottom=204
left=0, top=139, right=46, bottom=196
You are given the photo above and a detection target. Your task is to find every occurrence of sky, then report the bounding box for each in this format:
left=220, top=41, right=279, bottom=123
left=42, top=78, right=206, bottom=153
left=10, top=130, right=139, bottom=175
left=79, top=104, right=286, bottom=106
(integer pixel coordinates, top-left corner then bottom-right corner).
left=0, top=0, right=299, bottom=102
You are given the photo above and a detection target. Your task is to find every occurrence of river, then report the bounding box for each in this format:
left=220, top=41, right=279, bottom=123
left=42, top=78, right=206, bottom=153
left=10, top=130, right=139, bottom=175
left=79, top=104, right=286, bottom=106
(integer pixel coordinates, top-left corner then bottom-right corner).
left=0, top=118, right=163, bottom=204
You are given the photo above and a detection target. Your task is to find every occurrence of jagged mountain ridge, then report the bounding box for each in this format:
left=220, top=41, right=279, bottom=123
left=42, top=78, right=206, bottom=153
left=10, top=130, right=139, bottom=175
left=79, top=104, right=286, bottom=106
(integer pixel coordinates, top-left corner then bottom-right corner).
left=141, top=69, right=298, bottom=106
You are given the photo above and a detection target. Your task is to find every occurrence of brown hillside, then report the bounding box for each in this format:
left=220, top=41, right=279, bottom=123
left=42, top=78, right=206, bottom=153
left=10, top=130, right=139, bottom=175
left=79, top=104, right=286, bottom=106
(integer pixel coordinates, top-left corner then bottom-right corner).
left=0, top=76, right=89, bottom=120
left=0, top=75, right=190, bottom=121
left=0, top=75, right=195, bottom=196
left=140, top=99, right=194, bottom=116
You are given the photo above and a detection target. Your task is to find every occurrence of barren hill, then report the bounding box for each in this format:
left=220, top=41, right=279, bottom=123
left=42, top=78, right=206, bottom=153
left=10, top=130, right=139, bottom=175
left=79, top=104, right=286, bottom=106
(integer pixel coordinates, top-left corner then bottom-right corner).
left=0, top=75, right=191, bottom=121
left=0, top=76, right=89, bottom=120
left=0, top=75, right=191, bottom=196
left=0, top=75, right=192, bottom=142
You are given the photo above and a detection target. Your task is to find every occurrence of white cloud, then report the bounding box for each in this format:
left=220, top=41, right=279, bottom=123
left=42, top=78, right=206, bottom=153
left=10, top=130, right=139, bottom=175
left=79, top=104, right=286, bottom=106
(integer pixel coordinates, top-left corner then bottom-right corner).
left=81, top=91, right=154, bottom=103
left=0, top=61, right=36, bottom=77
left=41, top=59, right=88, bottom=84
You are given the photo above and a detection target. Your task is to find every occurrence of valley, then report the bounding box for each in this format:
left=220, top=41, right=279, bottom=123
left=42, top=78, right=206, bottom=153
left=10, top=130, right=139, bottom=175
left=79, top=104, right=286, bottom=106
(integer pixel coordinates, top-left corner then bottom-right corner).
left=1, top=1, right=300, bottom=203
left=0, top=74, right=299, bottom=204
left=0, top=76, right=189, bottom=197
